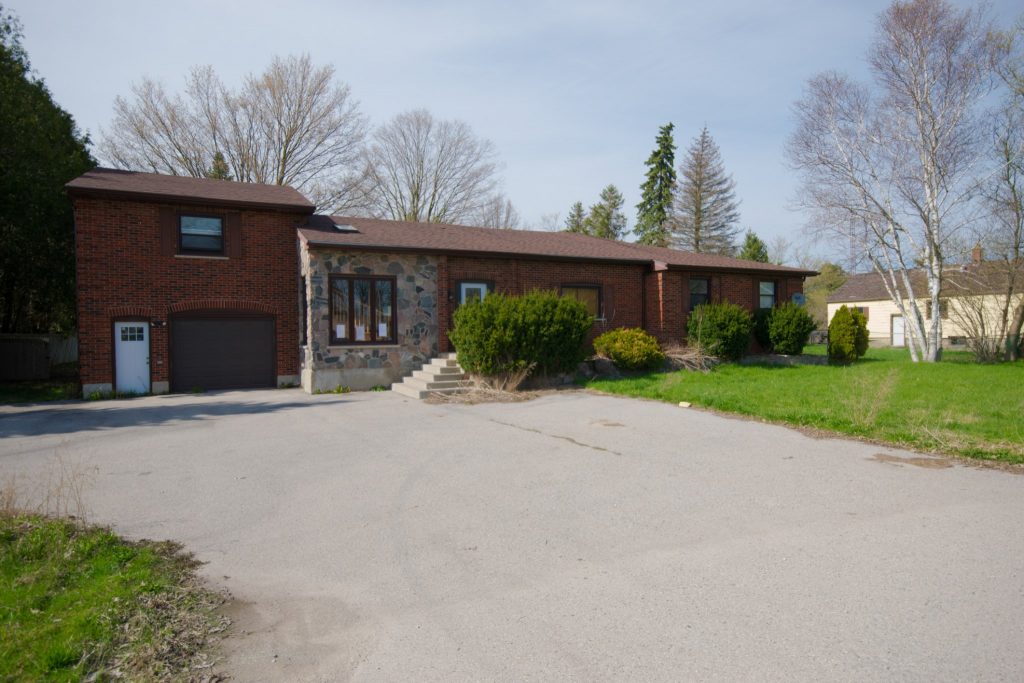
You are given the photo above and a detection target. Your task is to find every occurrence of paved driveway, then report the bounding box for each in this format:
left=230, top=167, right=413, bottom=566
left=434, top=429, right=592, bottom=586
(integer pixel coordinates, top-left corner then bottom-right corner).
left=1, top=389, right=1022, bottom=681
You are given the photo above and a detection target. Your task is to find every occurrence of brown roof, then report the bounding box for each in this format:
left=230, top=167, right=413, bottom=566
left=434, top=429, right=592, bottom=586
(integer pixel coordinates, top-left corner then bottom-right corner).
left=828, top=264, right=1017, bottom=303
left=299, top=215, right=817, bottom=275
left=66, top=168, right=315, bottom=213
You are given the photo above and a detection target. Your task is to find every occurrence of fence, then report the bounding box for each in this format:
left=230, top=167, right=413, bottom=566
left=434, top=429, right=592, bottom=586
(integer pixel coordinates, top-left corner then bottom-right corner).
left=0, top=333, right=79, bottom=381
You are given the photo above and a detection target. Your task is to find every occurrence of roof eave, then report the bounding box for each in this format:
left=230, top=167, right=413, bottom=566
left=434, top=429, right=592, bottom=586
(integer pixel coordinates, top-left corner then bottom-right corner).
left=65, top=185, right=315, bottom=214
left=300, top=238, right=652, bottom=266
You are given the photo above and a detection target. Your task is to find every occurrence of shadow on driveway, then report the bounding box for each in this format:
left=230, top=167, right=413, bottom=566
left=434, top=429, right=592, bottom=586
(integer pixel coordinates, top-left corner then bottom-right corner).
left=0, top=395, right=350, bottom=438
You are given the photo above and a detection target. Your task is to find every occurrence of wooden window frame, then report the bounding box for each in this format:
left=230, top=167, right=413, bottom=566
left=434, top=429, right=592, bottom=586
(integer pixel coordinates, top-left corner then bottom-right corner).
left=178, top=213, right=225, bottom=256
left=560, top=283, right=603, bottom=319
left=328, top=275, right=398, bottom=346
left=757, top=280, right=778, bottom=310
left=688, top=277, right=711, bottom=312
left=853, top=306, right=869, bottom=322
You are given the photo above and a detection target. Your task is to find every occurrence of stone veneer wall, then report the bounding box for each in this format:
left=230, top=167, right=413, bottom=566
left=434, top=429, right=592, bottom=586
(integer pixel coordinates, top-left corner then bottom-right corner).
left=300, top=246, right=439, bottom=391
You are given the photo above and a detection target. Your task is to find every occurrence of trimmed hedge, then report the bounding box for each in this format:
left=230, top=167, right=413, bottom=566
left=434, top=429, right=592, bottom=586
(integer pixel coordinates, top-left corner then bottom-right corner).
left=593, top=328, right=665, bottom=370
left=686, top=302, right=752, bottom=360
left=768, top=302, right=817, bottom=355
left=828, top=305, right=869, bottom=363
left=448, top=291, right=592, bottom=376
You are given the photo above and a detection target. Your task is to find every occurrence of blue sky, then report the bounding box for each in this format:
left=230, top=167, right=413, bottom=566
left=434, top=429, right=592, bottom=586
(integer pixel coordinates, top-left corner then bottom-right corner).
left=11, top=0, right=1021, bottom=256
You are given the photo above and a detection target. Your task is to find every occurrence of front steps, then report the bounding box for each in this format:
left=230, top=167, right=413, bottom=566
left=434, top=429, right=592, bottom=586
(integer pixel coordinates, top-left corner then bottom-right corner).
left=391, top=353, right=468, bottom=399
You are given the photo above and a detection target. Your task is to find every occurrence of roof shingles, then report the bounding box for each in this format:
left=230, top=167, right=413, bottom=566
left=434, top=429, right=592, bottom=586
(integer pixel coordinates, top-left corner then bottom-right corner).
left=300, top=215, right=816, bottom=275
left=66, top=167, right=314, bottom=212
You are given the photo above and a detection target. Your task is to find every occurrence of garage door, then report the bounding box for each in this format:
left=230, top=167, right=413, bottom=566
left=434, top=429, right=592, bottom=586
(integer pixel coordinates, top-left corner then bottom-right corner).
left=171, top=315, right=275, bottom=391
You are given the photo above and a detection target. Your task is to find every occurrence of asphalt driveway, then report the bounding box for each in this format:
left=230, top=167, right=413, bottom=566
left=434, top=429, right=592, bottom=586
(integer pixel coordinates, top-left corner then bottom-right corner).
left=1, top=389, right=1022, bottom=681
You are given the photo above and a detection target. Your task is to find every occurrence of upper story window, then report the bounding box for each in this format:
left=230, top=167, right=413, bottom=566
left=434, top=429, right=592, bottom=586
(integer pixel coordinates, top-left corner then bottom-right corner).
left=329, top=275, right=397, bottom=345
left=561, top=284, right=602, bottom=319
left=179, top=215, right=224, bottom=254
left=689, top=277, right=710, bottom=311
left=758, top=281, right=777, bottom=309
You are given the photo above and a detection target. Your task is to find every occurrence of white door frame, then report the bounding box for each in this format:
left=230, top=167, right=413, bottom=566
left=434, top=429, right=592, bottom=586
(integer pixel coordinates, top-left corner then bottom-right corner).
left=459, top=281, right=490, bottom=305
left=114, top=320, right=151, bottom=394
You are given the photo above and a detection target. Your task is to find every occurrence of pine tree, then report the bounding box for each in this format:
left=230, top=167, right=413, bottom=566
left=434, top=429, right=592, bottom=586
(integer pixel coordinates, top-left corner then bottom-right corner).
left=671, top=126, right=740, bottom=254
left=0, top=7, right=94, bottom=333
left=205, top=151, right=232, bottom=180
left=564, top=201, right=587, bottom=233
left=585, top=185, right=628, bottom=240
left=635, top=123, right=676, bottom=246
left=738, top=230, right=769, bottom=262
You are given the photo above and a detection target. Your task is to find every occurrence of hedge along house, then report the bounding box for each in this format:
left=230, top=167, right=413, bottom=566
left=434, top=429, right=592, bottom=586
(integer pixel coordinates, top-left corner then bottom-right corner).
left=68, top=168, right=815, bottom=395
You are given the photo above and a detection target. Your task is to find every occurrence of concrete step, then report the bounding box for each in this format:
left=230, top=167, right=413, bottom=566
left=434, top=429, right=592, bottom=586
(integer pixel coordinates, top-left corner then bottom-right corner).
left=412, top=369, right=467, bottom=382
left=423, top=364, right=463, bottom=374
left=438, top=352, right=459, bottom=360
left=426, top=357, right=460, bottom=369
left=401, top=377, right=466, bottom=392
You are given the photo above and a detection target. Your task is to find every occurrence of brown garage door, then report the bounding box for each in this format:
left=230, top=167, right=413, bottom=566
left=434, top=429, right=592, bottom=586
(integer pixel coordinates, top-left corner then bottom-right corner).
left=171, top=315, right=275, bottom=391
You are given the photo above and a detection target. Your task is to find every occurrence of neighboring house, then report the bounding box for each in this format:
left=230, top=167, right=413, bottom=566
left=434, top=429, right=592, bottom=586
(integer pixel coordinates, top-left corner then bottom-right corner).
left=67, top=168, right=815, bottom=395
left=826, top=250, right=1023, bottom=349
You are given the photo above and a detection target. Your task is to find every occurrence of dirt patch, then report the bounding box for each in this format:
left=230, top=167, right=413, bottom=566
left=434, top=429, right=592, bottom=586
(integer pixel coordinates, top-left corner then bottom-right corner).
left=870, top=452, right=954, bottom=469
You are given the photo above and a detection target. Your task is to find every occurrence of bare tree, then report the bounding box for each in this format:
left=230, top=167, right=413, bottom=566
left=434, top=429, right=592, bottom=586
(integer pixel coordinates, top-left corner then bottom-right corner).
left=355, top=109, right=501, bottom=224
left=100, top=55, right=367, bottom=210
left=787, top=0, right=998, bottom=362
left=952, top=26, right=1024, bottom=361
left=472, top=193, right=521, bottom=229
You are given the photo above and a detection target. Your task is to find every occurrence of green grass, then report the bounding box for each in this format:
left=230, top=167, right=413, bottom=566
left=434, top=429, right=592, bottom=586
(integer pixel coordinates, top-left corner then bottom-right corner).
left=585, top=346, right=1024, bottom=463
left=0, top=363, right=79, bottom=403
left=0, top=515, right=225, bottom=681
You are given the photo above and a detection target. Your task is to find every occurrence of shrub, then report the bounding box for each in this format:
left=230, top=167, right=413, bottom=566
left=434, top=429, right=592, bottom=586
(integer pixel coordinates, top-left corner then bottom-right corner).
left=828, top=305, right=869, bottom=363
left=593, top=328, right=665, bottom=370
left=448, top=291, right=592, bottom=377
left=686, top=302, right=753, bottom=361
left=768, top=302, right=817, bottom=355
left=752, top=308, right=773, bottom=351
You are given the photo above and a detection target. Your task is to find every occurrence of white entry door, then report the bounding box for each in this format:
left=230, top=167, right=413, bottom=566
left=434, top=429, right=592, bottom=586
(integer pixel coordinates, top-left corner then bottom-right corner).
left=459, top=282, right=489, bottom=305
left=891, top=315, right=905, bottom=347
left=114, top=321, right=150, bottom=393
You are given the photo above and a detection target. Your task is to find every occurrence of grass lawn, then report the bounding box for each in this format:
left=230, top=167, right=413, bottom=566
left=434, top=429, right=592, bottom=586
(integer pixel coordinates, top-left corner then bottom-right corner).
left=0, top=515, right=226, bottom=681
left=0, top=363, right=79, bottom=403
left=585, top=345, right=1024, bottom=464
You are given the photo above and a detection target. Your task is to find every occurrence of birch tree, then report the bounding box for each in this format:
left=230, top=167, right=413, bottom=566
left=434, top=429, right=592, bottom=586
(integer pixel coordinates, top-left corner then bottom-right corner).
left=787, top=0, right=997, bottom=362
left=355, top=109, right=502, bottom=224
left=100, top=55, right=367, bottom=211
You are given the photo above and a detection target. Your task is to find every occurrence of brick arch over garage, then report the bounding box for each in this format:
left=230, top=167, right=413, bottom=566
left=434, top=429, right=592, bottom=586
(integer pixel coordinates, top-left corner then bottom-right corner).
left=168, top=299, right=278, bottom=315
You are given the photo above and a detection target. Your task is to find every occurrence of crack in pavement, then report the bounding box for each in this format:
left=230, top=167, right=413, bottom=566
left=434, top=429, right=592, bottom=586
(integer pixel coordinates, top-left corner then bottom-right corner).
left=485, top=417, right=624, bottom=456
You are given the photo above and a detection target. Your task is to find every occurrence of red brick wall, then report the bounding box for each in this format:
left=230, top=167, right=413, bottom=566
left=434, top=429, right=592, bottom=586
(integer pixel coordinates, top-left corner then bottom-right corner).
left=438, top=256, right=647, bottom=351
left=74, top=197, right=304, bottom=388
left=436, top=256, right=807, bottom=351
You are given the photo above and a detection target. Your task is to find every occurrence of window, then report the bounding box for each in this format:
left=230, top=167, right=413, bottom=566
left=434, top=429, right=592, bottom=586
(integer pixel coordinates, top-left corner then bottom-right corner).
left=561, top=284, right=602, bottom=318
left=329, top=275, right=396, bottom=344
left=179, top=215, right=223, bottom=253
left=120, top=325, right=145, bottom=342
left=926, top=300, right=949, bottom=320
left=689, top=278, right=710, bottom=311
left=758, top=281, right=777, bottom=309
left=852, top=306, right=869, bottom=322
left=458, top=281, right=491, bottom=305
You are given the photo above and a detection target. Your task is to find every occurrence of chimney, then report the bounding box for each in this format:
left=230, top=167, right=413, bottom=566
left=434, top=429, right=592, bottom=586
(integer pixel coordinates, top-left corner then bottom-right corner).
left=971, top=244, right=984, bottom=265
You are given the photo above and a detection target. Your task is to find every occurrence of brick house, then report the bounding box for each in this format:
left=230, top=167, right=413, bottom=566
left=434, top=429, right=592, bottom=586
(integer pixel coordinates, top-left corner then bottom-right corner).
left=67, top=168, right=814, bottom=395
